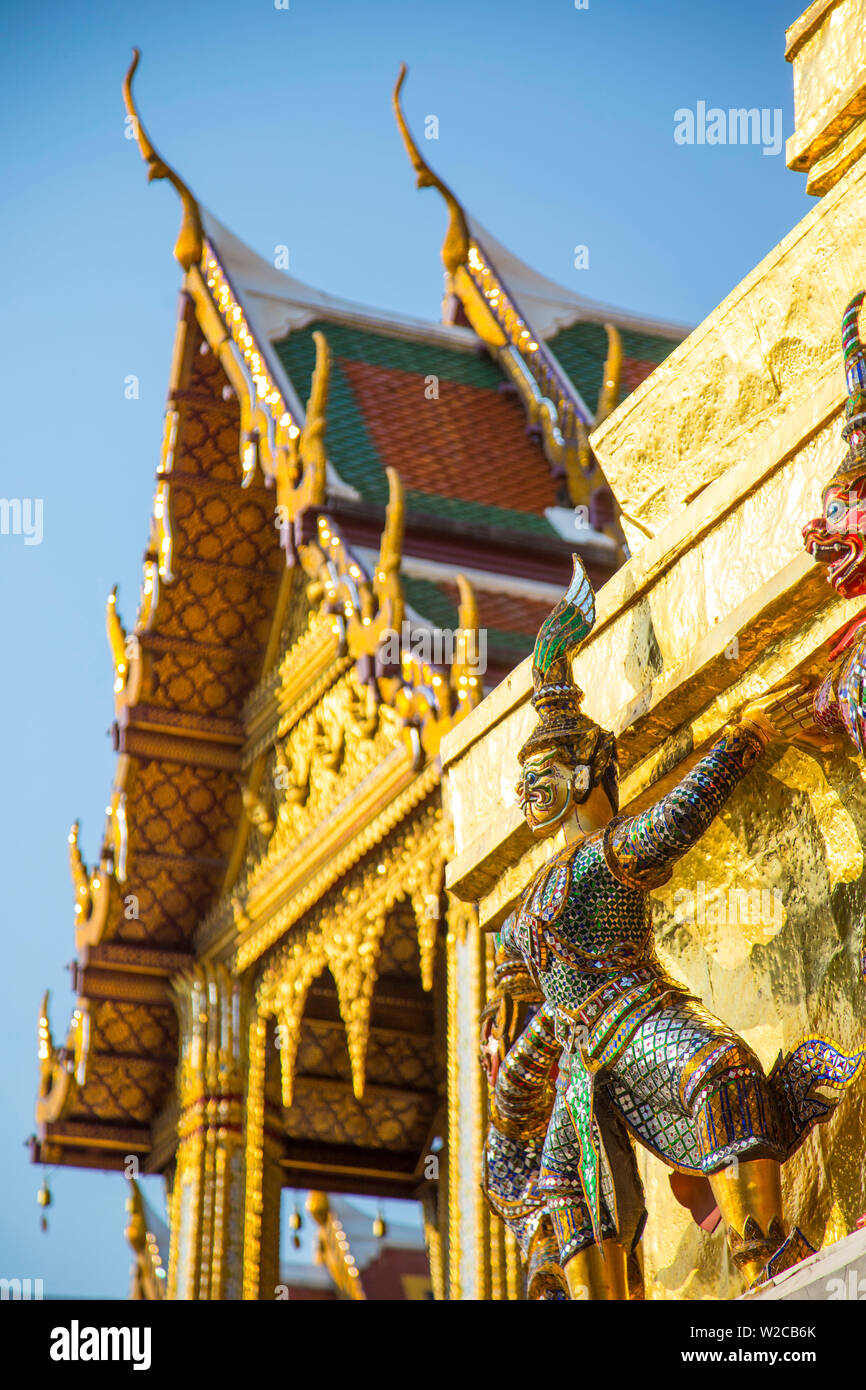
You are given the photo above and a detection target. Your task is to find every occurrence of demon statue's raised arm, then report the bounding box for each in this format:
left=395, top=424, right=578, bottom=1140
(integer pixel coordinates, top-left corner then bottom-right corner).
left=479, top=559, right=863, bottom=1301
left=803, top=290, right=866, bottom=753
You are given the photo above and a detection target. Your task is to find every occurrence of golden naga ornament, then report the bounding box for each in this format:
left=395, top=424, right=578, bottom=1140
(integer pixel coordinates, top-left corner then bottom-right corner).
left=275, top=330, right=331, bottom=527
left=479, top=556, right=864, bottom=1299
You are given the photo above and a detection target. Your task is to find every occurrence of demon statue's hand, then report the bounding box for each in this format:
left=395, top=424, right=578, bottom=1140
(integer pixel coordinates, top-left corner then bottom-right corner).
left=480, top=1010, right=502, bottom=1088
left=736, top=682, right=835, bottom=752
left=479, top=988, right=533, bottom=1090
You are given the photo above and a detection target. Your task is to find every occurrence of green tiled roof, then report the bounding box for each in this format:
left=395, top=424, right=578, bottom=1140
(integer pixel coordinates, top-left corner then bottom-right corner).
left=545, top=321, right=679, bottom=414
left=272, top=319, right=556, bottom=536
left=278, top=320, right=506, bottom=388
left=403, top=490, right=551, bottom=535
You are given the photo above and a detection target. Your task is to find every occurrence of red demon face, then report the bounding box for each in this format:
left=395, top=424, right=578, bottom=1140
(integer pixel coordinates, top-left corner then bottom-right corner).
left=803, top=475, right=866, bottom=598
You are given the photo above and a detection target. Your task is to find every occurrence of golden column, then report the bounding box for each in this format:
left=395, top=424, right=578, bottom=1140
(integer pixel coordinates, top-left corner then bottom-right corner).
left=444, top=898, right=500, bottom=1299
left=169, top=967, right=248, bottom=1299
left=241, top=1006, right=284, bottom=1301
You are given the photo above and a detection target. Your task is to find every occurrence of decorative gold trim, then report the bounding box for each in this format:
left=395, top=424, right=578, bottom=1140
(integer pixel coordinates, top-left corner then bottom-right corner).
left=306, top=1192, right=367, bottom=1298
left=36, top=992, right=89, bottom=1127
left=463, top=242, right=606, bottom=504
left=125, top=1179, right=167, bottom=1299
left=169, top=967, right=247, bottom=1300
left=242, top=1009, right=268, bottom=1300
left=504, top=1226, right=523, bottom=1299
left=257, top=804, right=445, bottom=1103
left=188, top=250, right=300, bottom=489
left=444, top=898, right=489, bottom=1298
left=445, top=900, right=462, bottom=1298
left=488, top=1212, right=506, bottom=1301
left=235, top=758, right=440, bottom=972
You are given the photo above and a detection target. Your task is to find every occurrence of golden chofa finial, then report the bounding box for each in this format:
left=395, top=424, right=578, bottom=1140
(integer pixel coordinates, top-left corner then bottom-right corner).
left=393, top=64, right=469, bottom=276
left=123, top=48, right=204, bottom=270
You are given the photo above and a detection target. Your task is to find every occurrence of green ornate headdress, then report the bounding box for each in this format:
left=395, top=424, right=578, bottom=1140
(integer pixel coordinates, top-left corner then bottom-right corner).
left=518, top=557, right=616, bottom=801
left=833, top=290, right=866, bottom=483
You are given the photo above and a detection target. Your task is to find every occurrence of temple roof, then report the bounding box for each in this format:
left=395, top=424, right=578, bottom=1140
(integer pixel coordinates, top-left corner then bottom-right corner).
left=467, top=214, right=690, bottom=343
left=204, top=202, right=687, bottom=449
left=196, top=205, right=628, bottom=668
left=36, top=301, right=287, bottom=1170
left=272, top=317, right=559, bottom=529
left=200, top=208, right=469, bottom=341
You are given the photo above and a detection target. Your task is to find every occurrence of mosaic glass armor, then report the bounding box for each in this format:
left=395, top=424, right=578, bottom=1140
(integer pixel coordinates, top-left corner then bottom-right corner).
left=481, top=1004, right=569, bottom=1298
left=482, top=553, right=864, bottom=1292
left=496, top=723, right=863, bottom=1268
left=481, top=994, right=645, bottom=1297
left=496, top=721, right=793, bottom=1253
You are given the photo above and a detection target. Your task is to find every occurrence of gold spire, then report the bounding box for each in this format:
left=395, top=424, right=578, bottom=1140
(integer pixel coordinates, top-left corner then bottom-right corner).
left=123, top=49, right=204, bottom=270
left=393, top=64, right=469, bottom=275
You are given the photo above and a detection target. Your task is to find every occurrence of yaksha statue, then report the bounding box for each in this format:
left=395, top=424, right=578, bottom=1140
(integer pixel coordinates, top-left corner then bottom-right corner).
left=803, top=290, right=866, bottom=754
left=480, top=560, right=863, bottom=1300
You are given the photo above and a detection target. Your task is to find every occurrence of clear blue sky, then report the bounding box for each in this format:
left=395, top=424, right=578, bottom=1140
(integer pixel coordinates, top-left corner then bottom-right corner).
left=0, top=0, right=810, bottom=1296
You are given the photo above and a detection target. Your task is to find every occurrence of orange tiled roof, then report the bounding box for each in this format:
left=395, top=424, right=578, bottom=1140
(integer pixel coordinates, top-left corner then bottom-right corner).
left=338, top=357, right=558, bottom=515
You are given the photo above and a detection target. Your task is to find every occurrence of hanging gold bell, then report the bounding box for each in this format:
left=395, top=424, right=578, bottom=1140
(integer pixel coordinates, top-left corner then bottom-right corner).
left=37, top=1179, right=52, bottom=1233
